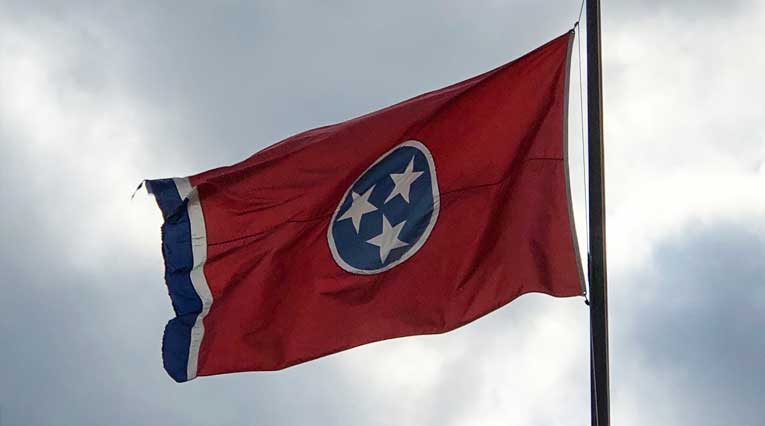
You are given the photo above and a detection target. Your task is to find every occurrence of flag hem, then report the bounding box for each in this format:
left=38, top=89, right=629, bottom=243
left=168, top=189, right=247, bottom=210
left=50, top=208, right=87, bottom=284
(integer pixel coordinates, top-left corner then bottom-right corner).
left=562, top=29, right=587, bottom=296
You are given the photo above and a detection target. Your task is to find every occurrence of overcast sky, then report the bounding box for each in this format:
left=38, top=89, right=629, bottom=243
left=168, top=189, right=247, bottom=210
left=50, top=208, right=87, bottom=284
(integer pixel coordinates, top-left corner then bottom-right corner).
left=1, top=1, right=763, bottom=425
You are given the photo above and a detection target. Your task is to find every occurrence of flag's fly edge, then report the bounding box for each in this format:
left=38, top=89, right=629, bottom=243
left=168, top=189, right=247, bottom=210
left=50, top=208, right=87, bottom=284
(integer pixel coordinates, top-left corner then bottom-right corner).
left=562, top=30, right=587, bottom=295
left=177, top=177, right=213, bottom=382
left=146, top=177, right=212, bottom=382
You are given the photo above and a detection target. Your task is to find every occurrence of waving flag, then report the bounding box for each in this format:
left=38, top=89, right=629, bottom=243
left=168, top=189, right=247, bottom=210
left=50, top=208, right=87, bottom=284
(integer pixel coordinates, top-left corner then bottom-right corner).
left=148, top=31, right=584, bottom=382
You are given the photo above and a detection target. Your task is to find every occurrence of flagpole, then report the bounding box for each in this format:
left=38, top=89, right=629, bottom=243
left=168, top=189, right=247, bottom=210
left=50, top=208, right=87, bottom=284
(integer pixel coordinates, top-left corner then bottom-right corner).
left=586, top=0, right=610, bottom=425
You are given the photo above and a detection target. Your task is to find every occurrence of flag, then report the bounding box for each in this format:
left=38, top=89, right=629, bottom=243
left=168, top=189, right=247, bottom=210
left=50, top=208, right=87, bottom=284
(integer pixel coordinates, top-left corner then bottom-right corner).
left=148, top=31, right=584, bottom=382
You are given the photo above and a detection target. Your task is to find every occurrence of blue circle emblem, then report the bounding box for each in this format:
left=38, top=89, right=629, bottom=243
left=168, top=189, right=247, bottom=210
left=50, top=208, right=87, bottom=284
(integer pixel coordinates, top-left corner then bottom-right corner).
left=328, top=140, right=440, bottom=274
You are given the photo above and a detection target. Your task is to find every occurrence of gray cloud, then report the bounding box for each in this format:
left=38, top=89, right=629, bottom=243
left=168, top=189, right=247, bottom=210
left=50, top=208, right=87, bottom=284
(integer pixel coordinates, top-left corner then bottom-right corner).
left=0, top=252, right=378, bottom=426
left=610, top=0, right=753, bottom=21
left=4, top=0, right=581, bottom=171
left=613, top=219, right=765, bottom=425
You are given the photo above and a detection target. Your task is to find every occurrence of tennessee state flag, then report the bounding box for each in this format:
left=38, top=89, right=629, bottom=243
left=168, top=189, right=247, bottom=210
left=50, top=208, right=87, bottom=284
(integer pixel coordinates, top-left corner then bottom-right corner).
left=148, top=31, right=584, bottom=382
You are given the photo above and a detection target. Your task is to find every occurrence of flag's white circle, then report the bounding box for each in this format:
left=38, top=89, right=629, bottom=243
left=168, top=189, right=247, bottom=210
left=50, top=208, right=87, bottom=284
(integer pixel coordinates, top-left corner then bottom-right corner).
left=327, top=140, right=440, bottom=275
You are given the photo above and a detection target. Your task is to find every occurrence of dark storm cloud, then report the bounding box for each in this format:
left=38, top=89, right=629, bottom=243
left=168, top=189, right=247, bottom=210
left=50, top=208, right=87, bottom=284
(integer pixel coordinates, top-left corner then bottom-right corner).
left=613, top=219, right=765, bottom=425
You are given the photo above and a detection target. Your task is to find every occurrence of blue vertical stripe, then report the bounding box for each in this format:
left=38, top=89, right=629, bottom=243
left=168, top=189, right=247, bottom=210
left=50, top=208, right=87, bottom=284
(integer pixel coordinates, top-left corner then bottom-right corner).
left=147, top=178, right=203, bottom=383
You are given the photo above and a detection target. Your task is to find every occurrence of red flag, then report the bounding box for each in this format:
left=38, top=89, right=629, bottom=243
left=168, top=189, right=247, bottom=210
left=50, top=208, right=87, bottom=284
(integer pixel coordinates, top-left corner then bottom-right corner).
left=148, top=31, right=583, bottom=382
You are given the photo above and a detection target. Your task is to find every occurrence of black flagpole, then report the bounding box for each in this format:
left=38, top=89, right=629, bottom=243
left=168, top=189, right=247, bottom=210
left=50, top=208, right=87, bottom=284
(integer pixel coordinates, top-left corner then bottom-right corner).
left=586, top=0, right=610, bottom=425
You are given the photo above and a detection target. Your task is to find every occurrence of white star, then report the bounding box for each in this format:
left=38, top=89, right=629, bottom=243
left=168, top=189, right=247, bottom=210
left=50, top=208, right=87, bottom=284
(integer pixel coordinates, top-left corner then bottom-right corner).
left=337, top=186, right=377, bottom=233
left=366, top=215, right=409, bottom=264
left=385, top=157, right=424, bottom=203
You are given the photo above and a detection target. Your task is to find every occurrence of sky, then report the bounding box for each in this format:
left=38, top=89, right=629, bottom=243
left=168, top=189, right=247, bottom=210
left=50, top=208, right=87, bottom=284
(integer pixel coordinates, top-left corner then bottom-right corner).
left=1, top=1, right=763, bottom=425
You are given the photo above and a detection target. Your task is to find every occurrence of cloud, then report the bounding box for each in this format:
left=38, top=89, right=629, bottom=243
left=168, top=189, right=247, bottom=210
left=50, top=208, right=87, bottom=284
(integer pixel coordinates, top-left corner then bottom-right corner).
left=612, top=219, right=765, bottom=426
left=610, top=0, right=755, bottom=21
left=602, top=2, right=765, bottom=271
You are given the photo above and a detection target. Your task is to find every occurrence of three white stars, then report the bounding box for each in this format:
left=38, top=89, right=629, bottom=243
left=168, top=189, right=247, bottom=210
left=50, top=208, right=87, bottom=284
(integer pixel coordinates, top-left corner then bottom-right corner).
left=336, top=155, right=424, bottom=264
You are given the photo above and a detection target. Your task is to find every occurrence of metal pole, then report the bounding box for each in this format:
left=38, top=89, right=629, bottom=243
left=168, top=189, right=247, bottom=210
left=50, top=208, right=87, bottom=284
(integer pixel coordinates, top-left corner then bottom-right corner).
left=586, top=0, right=610, bottom=425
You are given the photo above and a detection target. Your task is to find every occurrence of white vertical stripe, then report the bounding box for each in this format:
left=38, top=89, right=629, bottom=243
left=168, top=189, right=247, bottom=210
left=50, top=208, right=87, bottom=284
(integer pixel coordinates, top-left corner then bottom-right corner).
left=173, top=177, right=213, bottom=381
left=562, top=32, right=587, bottom=296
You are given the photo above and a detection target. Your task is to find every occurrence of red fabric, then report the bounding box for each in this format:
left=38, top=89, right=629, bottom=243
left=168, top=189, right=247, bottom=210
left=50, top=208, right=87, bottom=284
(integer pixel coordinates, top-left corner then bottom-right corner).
left=189, top=31, right=582, bottom=377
